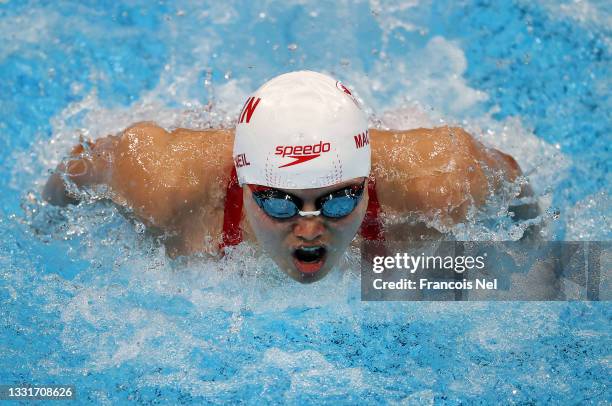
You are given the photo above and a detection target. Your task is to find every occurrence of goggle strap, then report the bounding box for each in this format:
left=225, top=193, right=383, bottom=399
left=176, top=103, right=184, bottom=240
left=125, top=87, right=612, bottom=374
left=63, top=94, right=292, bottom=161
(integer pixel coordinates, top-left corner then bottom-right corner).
left=248, top=184, right=274, bottom=193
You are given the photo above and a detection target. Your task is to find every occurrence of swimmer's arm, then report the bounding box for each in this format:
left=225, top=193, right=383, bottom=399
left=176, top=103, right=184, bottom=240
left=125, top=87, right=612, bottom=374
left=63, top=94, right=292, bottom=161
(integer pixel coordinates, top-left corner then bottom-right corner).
left=43, top=122, right=191, bottom=228
left=43, top=122, right=234, bottom=243
left=370, top=127, right=538, bottom=226
left=443, top=127, right=539, bottom=223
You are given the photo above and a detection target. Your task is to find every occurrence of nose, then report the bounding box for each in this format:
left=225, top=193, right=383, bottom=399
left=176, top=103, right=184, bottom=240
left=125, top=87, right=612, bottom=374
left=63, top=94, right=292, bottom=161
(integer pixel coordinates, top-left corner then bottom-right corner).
left=293, top=216, right=325, bottom=242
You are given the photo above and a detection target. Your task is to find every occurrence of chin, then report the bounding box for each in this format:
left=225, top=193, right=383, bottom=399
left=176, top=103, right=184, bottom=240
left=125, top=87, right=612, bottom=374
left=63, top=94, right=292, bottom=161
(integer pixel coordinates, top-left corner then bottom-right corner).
left=291, top=267, right=332, bottom=284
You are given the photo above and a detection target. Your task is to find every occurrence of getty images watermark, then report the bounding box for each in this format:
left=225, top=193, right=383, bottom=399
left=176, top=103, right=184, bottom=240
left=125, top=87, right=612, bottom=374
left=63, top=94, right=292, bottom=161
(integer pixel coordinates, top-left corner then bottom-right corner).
left=361, top=241, right=610, bottom=301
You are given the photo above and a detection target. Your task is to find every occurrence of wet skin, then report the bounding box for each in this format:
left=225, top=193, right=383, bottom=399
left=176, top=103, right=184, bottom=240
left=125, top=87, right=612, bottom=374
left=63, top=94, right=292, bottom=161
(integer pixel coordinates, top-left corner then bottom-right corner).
left=43, top=123, right=535, bottom=282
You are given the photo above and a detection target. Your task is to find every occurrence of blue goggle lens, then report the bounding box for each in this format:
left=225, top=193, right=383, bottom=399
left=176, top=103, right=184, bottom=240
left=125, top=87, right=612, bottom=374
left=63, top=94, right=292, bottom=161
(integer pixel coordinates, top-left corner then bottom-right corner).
left=260, top=198, right=298, bottom=219
left=320, top=196, right=359, bottom=218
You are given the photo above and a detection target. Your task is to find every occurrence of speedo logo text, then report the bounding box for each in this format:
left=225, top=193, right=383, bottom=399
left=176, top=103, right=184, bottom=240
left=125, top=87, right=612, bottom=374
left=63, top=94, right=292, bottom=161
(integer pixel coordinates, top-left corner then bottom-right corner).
left=275, top=141, right=331, bottom=168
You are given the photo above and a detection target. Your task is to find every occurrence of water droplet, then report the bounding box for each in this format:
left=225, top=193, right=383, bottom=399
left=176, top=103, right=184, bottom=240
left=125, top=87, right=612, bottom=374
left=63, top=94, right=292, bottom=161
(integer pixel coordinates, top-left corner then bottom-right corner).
left=545, top=207, right=560, bottom=220
left=287, top=43, right=298, bottom=51
left=135, top=222, right=146, bottom=234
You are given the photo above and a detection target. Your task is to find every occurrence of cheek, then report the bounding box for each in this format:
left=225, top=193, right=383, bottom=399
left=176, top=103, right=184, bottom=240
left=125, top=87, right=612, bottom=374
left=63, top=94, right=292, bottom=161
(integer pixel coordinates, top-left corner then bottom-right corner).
left=334, top=196, right=368, bottom=237
left=244, top=198, right=290, bottom=245
left=322, top=210, right=365, bottom=256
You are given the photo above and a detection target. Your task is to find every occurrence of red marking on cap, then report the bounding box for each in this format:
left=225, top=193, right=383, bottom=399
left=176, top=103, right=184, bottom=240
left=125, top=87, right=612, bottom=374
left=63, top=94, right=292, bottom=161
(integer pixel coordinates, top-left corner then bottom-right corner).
left=336, top=81, right=352, bottom=96
left=238, top=97, right=261, bottom=124
left=278, top=154, right=320, bottom=168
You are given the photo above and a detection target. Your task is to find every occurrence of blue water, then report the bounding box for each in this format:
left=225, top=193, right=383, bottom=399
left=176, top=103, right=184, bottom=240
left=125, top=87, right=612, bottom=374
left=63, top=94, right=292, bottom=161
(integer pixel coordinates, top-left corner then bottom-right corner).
left=1, top=1, right=610, bottom=404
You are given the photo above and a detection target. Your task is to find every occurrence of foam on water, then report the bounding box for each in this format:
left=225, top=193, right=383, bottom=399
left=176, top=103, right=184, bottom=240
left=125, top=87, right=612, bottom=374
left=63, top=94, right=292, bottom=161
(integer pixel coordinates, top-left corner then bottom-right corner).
left=1, top=0, right=610, bottom=403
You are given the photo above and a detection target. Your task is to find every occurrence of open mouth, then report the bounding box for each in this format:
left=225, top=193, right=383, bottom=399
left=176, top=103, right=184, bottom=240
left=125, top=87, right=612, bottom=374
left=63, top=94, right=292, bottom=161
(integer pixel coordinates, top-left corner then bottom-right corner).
left=292, top=246, right=327, bottom=274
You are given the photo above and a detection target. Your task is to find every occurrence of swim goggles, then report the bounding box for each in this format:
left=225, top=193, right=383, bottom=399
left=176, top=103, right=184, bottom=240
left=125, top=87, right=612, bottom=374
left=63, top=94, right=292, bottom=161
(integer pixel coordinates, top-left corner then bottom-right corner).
left=249, top=181, right=365, bottom=219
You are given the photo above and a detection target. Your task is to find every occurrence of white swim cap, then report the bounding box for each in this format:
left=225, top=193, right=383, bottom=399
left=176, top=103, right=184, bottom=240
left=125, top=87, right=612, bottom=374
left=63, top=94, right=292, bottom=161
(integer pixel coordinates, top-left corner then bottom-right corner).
left=233, top=70, right=370, bottom=189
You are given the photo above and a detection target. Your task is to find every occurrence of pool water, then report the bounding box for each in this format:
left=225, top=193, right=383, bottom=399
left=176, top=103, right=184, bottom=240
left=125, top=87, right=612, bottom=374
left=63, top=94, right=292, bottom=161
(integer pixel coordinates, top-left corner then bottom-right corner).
left=0, top=0, right=610, bottom=404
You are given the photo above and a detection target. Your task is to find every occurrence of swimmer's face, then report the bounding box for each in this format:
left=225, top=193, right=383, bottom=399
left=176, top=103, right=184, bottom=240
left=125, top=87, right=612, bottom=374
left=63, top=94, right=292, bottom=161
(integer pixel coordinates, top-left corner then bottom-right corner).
left=243, top=178, right=368, bottom=283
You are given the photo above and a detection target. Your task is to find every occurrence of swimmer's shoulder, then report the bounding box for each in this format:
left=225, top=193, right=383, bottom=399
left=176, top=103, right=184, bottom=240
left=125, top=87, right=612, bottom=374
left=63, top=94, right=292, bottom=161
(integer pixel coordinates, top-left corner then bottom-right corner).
left=369, top=126, right=475, bottom=151
left=112, top=122, right=236, bottom=227
left=119, top=122, right=235, bottom=168
left=369, top=126, right=490, bottom=173
left=368, top=126, right=495, bottom=223
left=121, top=122, right=235, bottom=151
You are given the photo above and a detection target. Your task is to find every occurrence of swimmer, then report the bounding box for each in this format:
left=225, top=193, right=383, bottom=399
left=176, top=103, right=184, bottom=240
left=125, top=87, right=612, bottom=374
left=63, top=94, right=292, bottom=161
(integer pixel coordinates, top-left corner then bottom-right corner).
left=43, top=71, right=538, bottom=282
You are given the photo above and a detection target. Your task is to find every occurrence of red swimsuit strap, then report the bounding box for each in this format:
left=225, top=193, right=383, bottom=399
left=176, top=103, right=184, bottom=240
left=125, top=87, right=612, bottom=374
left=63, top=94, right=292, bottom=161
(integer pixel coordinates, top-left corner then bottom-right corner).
left=220, top=166, right=244, bottom=251
left=359, top=175, right=385, bottom=241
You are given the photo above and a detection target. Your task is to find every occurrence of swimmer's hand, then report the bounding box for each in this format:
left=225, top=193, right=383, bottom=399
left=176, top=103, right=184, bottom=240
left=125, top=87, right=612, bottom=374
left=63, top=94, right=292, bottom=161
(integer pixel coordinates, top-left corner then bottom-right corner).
left=43, top=138, right=115, bottom=206
left=43, top=171, right=79, bottom=206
